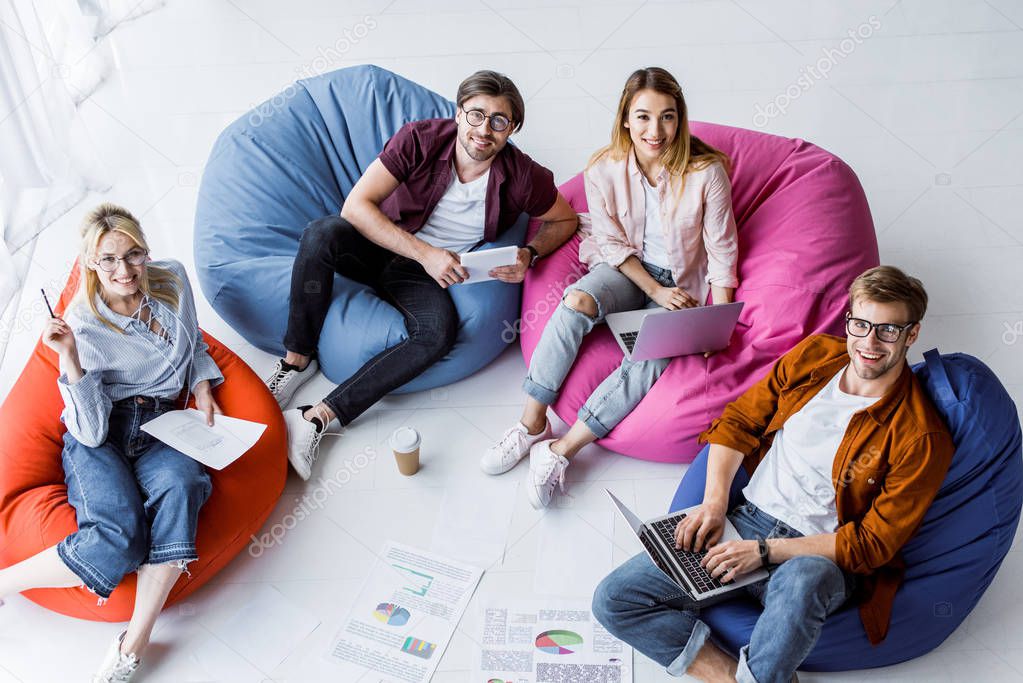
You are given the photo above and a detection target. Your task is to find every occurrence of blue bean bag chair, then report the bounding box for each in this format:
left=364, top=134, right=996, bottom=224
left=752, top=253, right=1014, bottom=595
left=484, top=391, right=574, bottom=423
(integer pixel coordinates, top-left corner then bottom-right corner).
left=194, top=65, right=527, bottom=392
left=667, top=349, right=1023, bottom=671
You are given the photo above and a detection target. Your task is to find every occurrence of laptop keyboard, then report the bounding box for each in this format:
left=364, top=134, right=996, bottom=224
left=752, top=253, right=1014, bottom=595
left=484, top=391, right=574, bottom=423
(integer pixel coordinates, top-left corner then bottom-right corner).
left=619, top=331, right=639, bottom=353
left=650, top=514, right=727, bottom=593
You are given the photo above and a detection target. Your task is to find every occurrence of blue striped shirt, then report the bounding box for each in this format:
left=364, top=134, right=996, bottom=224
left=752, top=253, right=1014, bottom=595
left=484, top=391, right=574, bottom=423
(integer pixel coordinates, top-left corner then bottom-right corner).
left=57, top=259, right=223, bottom=447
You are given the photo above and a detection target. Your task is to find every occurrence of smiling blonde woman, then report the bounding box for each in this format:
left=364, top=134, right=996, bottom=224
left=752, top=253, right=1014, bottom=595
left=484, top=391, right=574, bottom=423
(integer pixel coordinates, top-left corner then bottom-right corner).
left=0, top=203, right=223, bottom=682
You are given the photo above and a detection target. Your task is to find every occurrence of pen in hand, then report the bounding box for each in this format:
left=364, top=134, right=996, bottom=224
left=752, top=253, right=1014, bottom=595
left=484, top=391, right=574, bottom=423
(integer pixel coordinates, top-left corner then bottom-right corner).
left=41, top=288, right=55, bottom=318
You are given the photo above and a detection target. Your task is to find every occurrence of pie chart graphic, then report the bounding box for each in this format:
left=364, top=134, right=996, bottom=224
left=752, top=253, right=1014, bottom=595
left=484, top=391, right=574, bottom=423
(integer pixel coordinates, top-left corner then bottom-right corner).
left=373, top=602, right=411, bottom=626
left=535, top=629, right=583, bottom=655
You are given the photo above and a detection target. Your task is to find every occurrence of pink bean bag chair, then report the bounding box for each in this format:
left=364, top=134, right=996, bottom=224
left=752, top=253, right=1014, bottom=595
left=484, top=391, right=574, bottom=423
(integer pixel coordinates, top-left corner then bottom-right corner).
left=520, top=122, right=878, bottom=463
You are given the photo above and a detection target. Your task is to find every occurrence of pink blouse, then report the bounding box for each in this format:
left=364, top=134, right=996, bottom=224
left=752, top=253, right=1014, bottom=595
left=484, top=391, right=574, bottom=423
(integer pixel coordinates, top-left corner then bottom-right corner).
left=578, top=151, right=739, bottom=305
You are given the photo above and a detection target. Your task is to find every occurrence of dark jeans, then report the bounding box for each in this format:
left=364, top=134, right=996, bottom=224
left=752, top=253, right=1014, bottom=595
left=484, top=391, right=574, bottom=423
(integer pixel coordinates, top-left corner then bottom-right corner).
left=283, top=215, right=458, bottom=425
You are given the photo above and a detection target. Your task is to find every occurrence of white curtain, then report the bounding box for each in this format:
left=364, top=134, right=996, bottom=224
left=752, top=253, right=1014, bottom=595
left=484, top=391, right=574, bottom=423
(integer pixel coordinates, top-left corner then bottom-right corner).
left=0, top=0, right=162, bottom=363
left=80, top=0, right=166, bottom=37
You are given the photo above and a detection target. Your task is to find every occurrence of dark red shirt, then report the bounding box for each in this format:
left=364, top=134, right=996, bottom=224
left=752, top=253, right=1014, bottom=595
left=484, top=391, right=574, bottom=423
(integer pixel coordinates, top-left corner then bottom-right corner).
left=376, top=118, right=558, bottom=243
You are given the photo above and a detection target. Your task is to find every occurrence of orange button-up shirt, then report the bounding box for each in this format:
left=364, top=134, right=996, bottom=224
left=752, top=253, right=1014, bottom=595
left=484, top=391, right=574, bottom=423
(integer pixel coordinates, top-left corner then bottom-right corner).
left=700, top=334, right=954, bottom=645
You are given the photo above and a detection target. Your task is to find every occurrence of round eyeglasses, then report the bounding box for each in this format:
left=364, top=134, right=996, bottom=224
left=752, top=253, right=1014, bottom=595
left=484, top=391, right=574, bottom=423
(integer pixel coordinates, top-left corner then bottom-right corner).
left=461, top=106, right=512, bottom=132
left=94, top=248, right=148, bottom=272
left=845, top=313, right=917, bottom=343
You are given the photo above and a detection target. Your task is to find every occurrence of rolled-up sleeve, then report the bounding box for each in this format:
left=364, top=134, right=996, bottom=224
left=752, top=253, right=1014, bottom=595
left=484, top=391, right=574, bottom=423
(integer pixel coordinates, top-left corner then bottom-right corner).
left=189, top=329, right=223, bottom=391
left=700, top=335, right=816, bottom=454
left=702, top=163, right=739, bottom=289
left=583, top=170, right=638, bottom=268
left=521, top=158, right=558, bottom=217
left=835, top=431, right=954, bottom=574
left=377, top=123, right=420, bottom=183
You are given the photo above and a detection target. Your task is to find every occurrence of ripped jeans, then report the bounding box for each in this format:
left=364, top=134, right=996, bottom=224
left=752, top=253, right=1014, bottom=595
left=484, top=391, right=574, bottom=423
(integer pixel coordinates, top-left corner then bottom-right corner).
left=57, top=395, right=212, bottom=598
left=522, top=262, right=674, bottom=437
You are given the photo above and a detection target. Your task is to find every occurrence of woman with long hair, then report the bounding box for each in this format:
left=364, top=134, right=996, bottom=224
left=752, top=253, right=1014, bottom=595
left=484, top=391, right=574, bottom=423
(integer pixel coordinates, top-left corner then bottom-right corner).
left=482, top=67, right=739, bottom=508
left=0, top=204, right=222, bottom=682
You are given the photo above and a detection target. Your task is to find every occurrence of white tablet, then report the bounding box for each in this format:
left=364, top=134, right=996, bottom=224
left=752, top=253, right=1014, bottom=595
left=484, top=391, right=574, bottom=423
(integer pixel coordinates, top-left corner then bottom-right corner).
left=458, top=245, right=519, bottom=284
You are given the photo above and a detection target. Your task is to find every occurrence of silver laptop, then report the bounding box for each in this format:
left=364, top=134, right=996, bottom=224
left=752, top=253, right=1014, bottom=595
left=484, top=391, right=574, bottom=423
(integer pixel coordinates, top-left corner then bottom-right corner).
left=605, top=301, right=744, bottom=361
left=606, top=489, right=768, bottom=603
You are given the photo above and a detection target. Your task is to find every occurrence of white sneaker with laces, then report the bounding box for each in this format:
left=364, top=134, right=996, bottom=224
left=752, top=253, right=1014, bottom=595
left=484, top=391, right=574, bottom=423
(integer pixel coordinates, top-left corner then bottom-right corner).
left=284, top=407, right=326, bottom=481
left=92, top=631, right=140, bottom=683
left=264, top=358, right=319, bottom=408
left=526, top=439, right=570, bottom=509
left=480, top=421, right=552, bottom=475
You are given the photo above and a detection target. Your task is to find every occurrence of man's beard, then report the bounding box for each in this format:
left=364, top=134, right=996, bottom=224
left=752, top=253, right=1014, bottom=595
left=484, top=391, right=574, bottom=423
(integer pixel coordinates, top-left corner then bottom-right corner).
left=461, top=132, right=498, bottom=161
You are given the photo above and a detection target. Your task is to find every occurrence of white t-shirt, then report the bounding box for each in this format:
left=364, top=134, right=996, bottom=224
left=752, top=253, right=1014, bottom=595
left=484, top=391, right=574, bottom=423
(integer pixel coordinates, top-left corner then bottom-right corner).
left=742, top=366, right=880, bottom=536
left=640, top=174, right=671, bottom=269
left=415, top=164, right=489, bottom=254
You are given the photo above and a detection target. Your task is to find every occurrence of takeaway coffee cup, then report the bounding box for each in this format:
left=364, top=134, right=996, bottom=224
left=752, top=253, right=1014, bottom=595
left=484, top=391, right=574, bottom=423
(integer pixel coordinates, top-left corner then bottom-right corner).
left=390, top=426, right=421, bottom=476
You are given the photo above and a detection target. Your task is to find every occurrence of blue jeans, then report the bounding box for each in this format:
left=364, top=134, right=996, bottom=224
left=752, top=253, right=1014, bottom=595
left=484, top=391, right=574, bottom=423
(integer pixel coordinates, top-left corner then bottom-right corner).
left=523, top=262, right=674, bottom=437
left=283, top=216, right=458, bottom=425
left=592, top=502, right=855, bottom=682
left=57, top=396, right=212, bottom=598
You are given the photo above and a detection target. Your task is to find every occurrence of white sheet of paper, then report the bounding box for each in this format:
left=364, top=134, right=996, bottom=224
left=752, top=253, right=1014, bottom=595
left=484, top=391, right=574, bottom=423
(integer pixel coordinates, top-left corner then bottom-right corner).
left=430, top=477, right=518, bottom=568
left=327, top=541, right=484, bottom=682
left=472, top=598, right=633, bottom=683
left=458, top=245, right=519, bottom=284
left=140, top=408, right=266, bottom=469
left=217, top=585, right=321, bottom=673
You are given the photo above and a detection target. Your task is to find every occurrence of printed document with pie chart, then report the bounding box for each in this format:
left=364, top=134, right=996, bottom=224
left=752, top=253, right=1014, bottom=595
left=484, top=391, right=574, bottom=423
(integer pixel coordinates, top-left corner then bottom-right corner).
left=327, top=541, right=483, bottom=682
left=472, top=599, right=633, bottom=682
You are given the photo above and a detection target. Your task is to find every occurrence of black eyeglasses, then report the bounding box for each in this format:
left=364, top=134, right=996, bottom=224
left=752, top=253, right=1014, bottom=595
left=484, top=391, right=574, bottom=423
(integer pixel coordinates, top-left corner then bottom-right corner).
left=460, top=106, right=512, bottom=132
left=94, top=248, right=148, bottom=272
left=845, top=313, right=917, bottom=343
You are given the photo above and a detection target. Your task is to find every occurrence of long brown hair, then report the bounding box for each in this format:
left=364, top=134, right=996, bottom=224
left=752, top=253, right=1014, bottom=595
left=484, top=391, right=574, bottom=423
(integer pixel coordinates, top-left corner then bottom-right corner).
left=76, top=203, right=180, bottom=332
left=588, top=67, right=729, bottom=181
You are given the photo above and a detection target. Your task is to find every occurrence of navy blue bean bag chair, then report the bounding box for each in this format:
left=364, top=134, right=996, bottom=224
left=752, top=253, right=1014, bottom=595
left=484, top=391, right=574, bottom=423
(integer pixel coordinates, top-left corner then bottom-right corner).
left=194, top=65, right=526, bottom=392
left=668, top=349, right=1023, bottom=670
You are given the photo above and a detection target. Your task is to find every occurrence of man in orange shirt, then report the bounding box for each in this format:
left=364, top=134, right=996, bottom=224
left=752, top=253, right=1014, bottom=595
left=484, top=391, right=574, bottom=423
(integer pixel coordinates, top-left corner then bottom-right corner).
left=593, top=266, right=954, bottom=683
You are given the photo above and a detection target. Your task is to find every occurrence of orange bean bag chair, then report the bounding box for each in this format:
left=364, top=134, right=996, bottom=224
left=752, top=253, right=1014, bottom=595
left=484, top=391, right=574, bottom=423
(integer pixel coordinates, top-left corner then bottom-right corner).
left=0, top=262, right=287, bottom=621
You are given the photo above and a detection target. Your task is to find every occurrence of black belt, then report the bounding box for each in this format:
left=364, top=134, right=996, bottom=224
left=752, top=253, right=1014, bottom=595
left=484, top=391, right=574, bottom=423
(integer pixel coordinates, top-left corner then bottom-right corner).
left=113, top=395, right=175, bottom=410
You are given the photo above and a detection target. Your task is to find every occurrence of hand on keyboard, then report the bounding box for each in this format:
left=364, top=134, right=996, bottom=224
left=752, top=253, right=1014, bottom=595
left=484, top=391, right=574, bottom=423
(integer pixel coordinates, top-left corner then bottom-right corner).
left=702, top=539, right=761, bottom=584
left=674, top=503, right=726, bottom=553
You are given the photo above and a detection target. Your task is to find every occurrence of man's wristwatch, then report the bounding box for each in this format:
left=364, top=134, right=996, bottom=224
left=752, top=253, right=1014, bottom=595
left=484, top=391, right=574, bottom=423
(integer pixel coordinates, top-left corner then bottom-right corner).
left=757, top=537, right=770, bottom=568
left=524, top=244, right=540, bottom=268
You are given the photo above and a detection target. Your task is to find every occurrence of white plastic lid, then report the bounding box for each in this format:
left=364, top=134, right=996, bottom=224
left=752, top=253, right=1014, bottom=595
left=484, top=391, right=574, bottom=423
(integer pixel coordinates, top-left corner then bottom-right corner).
left=390, top=426, right=421, bottom=453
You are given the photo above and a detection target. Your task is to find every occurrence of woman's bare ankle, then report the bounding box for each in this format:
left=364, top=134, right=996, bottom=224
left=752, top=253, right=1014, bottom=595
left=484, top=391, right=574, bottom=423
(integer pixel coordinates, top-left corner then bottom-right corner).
left=120, top=632, right=147, bottom=659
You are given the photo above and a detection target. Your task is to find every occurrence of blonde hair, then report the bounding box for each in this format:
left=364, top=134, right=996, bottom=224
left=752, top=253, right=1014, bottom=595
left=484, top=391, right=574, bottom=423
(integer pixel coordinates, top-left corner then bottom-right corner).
left=848, top=266, right=928, bottom=322
left=77, top=203, right=180, bottom=332
left=588, top=67, right=730, bottom=185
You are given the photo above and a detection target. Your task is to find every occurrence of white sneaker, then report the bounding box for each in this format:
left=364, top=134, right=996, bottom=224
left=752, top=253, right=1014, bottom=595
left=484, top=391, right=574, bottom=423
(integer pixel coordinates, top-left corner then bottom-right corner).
left=264, top=358, right=319, bottom=408
left=284, top=407, right=326, bottom=481
left=93, top=631, right=140, bottom=683
left=480, top=421, right=552, bottom=475
left=526, top=439, right=570, bottom=510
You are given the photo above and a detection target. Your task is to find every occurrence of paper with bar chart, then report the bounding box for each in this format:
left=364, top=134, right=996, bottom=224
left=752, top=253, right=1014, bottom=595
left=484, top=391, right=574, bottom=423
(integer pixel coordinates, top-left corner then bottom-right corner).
left=327, top=541, right=483, bottom=682
left=472, top=599, right=632, bottom=683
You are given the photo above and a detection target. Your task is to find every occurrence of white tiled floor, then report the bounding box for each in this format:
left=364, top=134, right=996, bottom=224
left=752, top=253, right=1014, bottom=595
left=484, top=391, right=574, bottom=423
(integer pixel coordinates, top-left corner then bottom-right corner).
left=1, top=0, right=1022, bottom=681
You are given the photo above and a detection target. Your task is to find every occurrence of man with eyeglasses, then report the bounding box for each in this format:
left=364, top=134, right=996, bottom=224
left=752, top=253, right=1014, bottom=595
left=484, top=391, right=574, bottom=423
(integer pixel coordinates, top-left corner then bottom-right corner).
left=593, top=265, right=954, bottom=682
left=266, top=70, right=578, bottom=480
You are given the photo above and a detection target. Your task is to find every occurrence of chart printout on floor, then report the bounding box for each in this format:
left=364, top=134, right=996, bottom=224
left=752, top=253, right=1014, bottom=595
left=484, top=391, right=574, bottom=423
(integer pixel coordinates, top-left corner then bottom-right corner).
left=472, top=599, right=633, bottom=683
left=327, top=541, right=483, bottom=682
